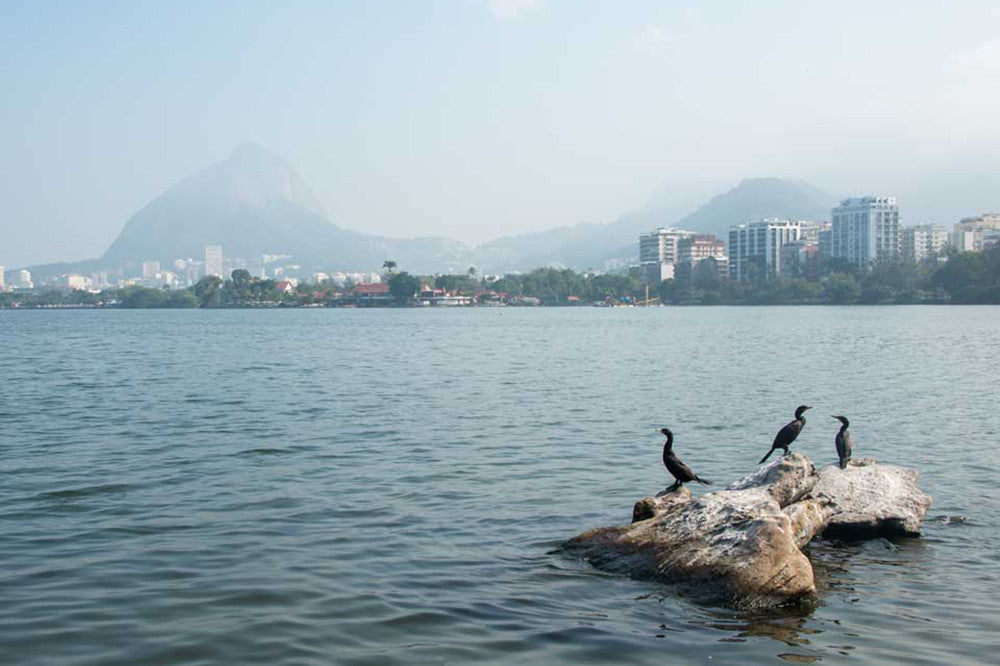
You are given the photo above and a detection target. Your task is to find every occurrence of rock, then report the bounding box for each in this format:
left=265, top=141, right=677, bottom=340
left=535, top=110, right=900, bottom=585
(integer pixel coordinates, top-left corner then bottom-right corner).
left=565, top=453, right=932, bottom=609
left=566, top=453, right=820, bottom=609
left=808, top=457, right=933, bottom=538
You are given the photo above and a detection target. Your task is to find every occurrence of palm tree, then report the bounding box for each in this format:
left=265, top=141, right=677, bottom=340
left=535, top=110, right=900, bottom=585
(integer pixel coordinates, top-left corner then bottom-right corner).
left=383, top=260, right=397, bottom=275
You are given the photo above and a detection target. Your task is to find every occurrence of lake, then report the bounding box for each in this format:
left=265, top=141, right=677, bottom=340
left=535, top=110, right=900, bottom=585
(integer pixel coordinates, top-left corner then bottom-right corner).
left=1, top=306, right=997, bottom=665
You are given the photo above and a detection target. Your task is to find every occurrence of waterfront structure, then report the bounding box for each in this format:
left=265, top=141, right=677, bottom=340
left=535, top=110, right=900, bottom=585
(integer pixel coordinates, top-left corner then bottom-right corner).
left=639, top=227, right=695, bottom=283
left=204, top=245, right=224, bottom=278
left=727, top=219, right=803, bottom=281
left=831, top=197, right=901, bottom=266
left=418, top=286, right=472, bottom=306
left=780, top=241, right=820, bottom=279
left=952, top=214, right=1000, bottom=252
left=351, top=282, right=392, bottom=305
left=902, top=225, right=949, bottom=262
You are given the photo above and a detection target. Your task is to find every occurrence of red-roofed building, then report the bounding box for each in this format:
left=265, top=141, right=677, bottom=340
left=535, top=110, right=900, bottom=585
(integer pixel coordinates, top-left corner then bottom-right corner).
left=275, top=281, right=295, bottom=294
left=351, top=282, right=392, bottom=305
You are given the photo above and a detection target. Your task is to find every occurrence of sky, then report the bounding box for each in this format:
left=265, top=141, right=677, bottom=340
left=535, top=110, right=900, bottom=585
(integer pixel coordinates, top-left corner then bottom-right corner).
left=2, top=0, right=999, bottom=267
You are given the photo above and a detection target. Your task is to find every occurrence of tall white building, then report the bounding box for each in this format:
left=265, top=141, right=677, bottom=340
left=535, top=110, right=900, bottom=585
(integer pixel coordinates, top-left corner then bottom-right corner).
left=204, top=245, right=224, bottom=278
left=902, top=225, right=948, bottom=262
left=0, top=266, right=5, bottom=291
left=728, top=219, right=803, bottom=281
left=831, top=197, right=901, bottom=266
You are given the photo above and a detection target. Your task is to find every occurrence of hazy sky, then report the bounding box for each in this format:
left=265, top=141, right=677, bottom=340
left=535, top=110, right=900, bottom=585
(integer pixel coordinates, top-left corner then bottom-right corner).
left=2, top=0, right=999, bottom=267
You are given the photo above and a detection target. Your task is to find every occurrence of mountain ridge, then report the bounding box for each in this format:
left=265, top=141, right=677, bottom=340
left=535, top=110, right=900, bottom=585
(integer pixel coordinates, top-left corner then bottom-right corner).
left=23, top=146, right=840, bottom=280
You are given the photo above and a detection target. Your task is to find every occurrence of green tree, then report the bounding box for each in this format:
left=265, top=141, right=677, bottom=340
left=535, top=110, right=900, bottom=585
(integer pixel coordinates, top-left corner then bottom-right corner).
left=193, top=275, right=223, bottom=308
left=231, top=269, right=252, bottom=303
left=822, top=273, right=861, bottom=304
left=382, top=260, right=397, bottom=276
left=388, top=271, right=419, bottom=304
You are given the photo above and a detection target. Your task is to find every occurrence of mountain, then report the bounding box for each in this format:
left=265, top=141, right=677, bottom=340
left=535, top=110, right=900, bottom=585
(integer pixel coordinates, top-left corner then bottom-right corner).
left=675, top=178, right=838, bottom=238
left=101, top=143, right=468, bottom=273
left=25, top=146, right=839, bottom=280
left=473, top=177, right=838, bottom=272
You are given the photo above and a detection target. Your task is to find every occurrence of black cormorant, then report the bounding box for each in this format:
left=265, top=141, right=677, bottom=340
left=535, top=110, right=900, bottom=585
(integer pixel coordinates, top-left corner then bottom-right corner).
left=758, top=405, right=811, bottom=464
left=661, top=428, right=711, bottom=491
left=832, top=415, right=852, bottom=469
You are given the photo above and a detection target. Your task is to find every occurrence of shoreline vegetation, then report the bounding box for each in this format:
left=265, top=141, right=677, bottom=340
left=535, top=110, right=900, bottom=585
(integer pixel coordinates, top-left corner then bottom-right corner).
left=3, top=247, right=999, bottom=309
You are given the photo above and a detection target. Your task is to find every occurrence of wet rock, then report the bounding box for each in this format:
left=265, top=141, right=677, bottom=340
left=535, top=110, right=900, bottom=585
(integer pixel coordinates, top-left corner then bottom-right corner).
left=808, top=457, right=933, bottom=538
left=565, top=453, right=931, bottom=609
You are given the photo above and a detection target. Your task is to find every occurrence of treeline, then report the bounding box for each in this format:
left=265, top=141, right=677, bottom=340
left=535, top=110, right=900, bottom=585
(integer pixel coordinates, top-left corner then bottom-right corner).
left=3, top=248, right=999, bottom=309
left=655, top=247, right=1000, bottom=305
left=490, top=269, right=641, bottom=304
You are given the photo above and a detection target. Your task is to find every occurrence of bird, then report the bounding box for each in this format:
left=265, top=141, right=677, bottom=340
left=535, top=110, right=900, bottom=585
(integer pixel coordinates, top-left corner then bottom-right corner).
left=660, top=428, right=711, bottom=491
left=758, top=405, right=812, bottom=464
left=832, top=415, right=852, bottom=469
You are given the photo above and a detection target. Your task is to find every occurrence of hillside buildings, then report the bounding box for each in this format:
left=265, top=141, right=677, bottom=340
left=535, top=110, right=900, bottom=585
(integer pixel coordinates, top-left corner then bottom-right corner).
left=902, top=225, right=949, bottom=262
left=728, top=219, right=803, bottom=281
left=831, top=197, right=901, bottom=266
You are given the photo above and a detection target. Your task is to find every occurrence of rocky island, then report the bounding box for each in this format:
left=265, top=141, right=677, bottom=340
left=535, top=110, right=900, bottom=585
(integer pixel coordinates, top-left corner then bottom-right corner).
left=564, top=453, right=932, bottom=609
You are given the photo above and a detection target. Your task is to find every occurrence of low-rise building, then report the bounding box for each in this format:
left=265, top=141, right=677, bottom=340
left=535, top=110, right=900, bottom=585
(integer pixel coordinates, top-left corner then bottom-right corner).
left=351, top=282, right=392, bottom=305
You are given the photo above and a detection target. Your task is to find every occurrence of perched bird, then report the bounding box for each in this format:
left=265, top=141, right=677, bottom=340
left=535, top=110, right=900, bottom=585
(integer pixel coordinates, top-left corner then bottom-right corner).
left=758, top=405, right=812, bottom=464
left=661, top=428, right=711, bottom=491
left=832, top=415, right=852, bottom=469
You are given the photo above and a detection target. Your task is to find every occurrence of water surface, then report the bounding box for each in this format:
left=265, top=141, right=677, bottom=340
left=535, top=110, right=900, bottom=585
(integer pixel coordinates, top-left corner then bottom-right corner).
left=1, top=307, right=997, bottom=664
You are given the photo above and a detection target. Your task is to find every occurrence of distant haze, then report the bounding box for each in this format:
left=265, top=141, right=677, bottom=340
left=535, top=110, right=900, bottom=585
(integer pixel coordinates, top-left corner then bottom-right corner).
left=2, top=1, right=999, bottom=267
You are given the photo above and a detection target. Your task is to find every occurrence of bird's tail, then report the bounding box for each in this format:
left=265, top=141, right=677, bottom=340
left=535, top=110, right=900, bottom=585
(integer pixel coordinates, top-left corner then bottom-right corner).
left=695, top=476, right=711, bottom=485
left=758, top=449, right=774, bottom=464
left=839, top=457, right=849, bottom=470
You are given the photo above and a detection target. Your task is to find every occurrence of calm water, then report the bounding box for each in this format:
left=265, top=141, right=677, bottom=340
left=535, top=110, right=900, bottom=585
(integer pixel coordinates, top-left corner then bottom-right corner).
left=1, top=307, right=998, bottom=665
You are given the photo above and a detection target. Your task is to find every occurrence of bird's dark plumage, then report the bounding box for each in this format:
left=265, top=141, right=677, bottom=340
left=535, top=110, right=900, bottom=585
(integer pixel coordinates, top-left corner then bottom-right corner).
left=661, top=428, right=710, bottom=491
left=832, top=415, right=852, bottom=469
left=759, top=405, right=811, bottom=464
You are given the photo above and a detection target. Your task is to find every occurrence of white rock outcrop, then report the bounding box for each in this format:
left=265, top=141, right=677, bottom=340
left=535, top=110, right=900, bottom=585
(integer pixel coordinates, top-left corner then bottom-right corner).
left=565, top=453, right=931, bottom=609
